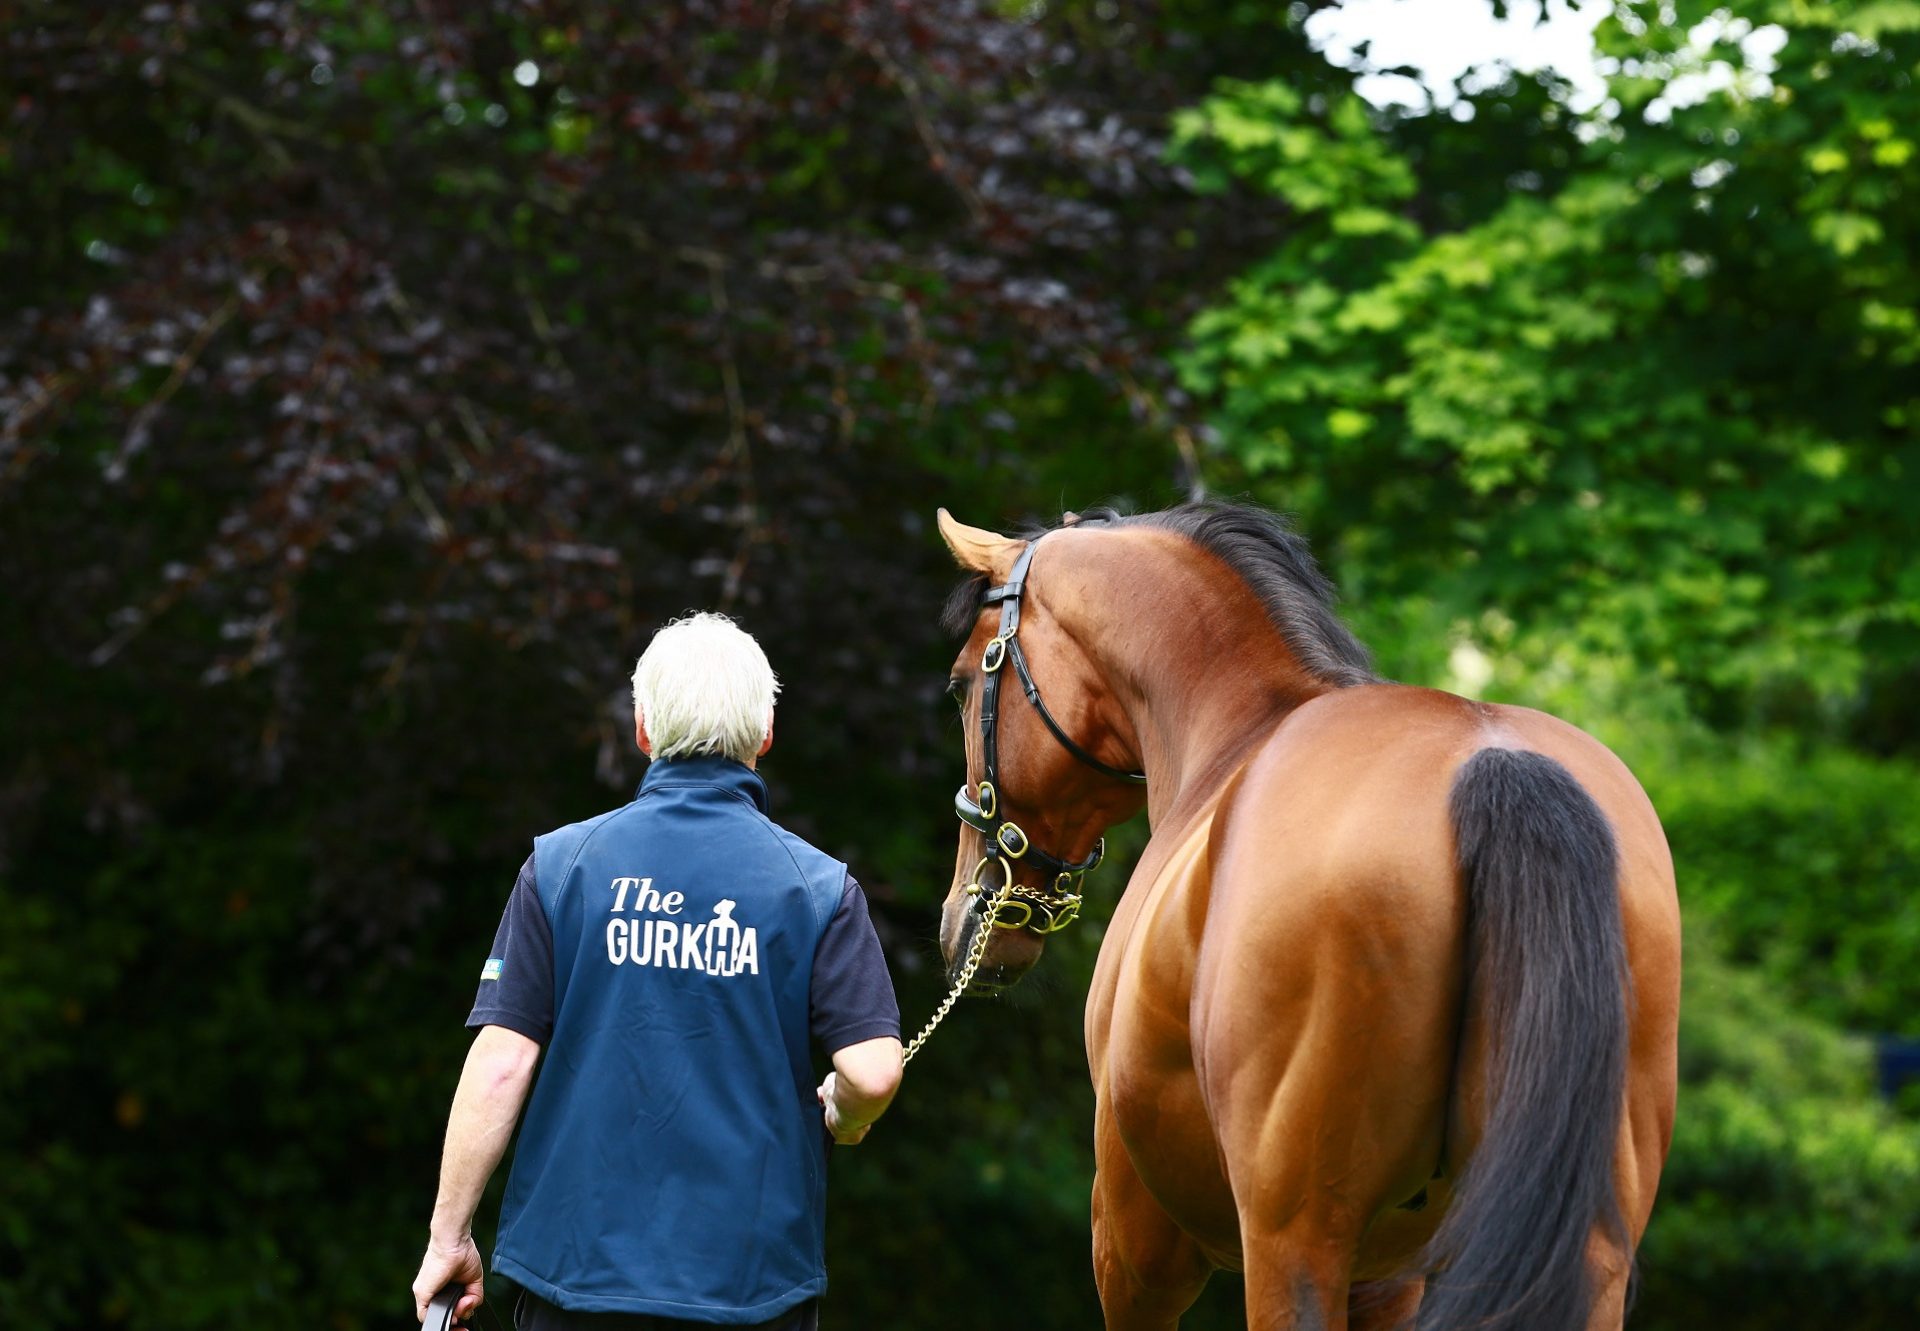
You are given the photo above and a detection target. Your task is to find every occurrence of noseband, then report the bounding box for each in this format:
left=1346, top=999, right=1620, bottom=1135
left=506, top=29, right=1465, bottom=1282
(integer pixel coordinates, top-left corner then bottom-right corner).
left=955, top=534, right=1147, bottom=934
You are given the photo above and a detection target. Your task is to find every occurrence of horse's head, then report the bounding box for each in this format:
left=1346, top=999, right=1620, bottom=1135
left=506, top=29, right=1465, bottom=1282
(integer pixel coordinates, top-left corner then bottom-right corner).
left=933, top=509, right=1150, bottom=993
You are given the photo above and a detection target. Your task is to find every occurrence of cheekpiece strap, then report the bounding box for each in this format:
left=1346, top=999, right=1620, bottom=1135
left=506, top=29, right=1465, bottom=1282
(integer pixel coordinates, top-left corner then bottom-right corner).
left=961, top=533, right=1142, bottom=931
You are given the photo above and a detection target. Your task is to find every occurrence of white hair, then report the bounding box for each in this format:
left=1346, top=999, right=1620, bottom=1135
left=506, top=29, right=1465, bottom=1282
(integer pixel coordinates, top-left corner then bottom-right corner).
left=631, top=612, right=780, bottom=764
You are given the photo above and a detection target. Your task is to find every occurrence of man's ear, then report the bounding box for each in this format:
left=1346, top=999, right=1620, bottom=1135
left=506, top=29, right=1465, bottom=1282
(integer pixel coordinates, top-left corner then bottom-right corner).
left=635, top=712, right=653, bottom=758
left=936, top=508, right=1022, bottom=580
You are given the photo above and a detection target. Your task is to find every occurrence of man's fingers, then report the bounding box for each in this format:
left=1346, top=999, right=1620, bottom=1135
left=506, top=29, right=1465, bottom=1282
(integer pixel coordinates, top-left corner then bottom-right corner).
left=450, top=1259, right=486, bottom=1318
left=412, top=1240, right=480, bottom=1324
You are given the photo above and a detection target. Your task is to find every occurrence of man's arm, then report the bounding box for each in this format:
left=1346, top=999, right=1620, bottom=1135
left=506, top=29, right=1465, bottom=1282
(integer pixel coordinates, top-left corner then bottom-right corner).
left=410, top=1024, right=541, bottom=1322
left=819, top=1035, right=904, bottom=1145
left=808, top=873, right=904, bottom=1146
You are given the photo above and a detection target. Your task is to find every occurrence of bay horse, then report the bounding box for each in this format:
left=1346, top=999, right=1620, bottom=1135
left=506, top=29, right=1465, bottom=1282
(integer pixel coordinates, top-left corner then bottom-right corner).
left=932, top=502, right=1679, bottom=1331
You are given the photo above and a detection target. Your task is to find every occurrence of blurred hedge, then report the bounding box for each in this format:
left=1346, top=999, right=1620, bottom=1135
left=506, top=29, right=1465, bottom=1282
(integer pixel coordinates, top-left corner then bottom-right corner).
left=1651, top=744, right=1920, bottom=1038
left=1638, top=940, right=1920, bottom=1329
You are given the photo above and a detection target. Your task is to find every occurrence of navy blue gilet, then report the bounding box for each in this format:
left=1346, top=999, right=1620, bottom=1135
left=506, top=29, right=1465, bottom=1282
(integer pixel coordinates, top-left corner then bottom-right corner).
left=493, top=757, right=847, bottom=1322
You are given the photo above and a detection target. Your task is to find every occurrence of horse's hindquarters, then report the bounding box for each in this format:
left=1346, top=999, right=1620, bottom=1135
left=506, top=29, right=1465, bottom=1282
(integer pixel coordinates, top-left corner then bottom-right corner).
left=1192, top=698, right=1473, bottom=1284
left=1082, top=685, right=1679, bottom=1329
left=1185, top=688, right=1677, bottom=1328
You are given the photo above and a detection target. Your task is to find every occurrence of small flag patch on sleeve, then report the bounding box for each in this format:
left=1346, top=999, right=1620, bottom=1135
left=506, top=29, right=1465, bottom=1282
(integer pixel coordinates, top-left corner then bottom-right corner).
left=481, top=957, right=504, bottom=981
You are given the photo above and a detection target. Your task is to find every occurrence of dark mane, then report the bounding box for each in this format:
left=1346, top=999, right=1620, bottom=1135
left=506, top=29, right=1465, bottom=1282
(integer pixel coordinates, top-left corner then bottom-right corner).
left=941, top=501, right=1377, bottom=688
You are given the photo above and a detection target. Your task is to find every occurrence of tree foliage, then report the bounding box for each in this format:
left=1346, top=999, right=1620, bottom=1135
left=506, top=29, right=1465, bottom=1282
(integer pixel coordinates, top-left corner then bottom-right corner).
left=1175, top=0, right=1920, bottom=721
left=1, top=0, right=1263, bottom=953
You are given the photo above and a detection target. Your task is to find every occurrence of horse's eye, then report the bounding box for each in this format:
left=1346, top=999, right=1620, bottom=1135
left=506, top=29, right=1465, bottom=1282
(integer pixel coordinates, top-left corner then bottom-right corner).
left=947, top=678, right=967, bottom=704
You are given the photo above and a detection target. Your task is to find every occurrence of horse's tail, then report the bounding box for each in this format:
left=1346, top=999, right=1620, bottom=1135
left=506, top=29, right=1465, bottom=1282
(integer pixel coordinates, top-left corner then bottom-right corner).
left=1417, top=747, right=1630, bottom=1331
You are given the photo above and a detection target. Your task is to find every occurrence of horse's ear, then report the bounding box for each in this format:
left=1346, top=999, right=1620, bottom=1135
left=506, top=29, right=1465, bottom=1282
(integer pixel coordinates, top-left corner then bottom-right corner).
left=936, top=508, right=1021, bottom=578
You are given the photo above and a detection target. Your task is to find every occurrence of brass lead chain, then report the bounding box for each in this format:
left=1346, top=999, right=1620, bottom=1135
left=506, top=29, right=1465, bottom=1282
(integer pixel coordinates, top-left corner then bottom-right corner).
left=902, top=874, right=1014, bottom=1067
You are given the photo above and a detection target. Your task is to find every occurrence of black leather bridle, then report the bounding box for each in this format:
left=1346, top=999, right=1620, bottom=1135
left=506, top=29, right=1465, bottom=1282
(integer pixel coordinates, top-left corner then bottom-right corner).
left=954, top=534, right=1147, bottom=934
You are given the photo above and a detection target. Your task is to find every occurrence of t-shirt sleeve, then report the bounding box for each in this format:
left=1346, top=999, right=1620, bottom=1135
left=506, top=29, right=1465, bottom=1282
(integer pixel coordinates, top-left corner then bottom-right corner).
left=810, top=873, right=902, bottom=1055
left=466, top=853, right=555, bottom=1046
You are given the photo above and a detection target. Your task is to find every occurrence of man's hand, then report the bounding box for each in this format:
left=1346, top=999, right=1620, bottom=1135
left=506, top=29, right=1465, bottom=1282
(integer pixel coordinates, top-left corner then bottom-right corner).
left=816, top=1072, right=872, bottom=1145
left=412, top=1234, right=485, bottom=1324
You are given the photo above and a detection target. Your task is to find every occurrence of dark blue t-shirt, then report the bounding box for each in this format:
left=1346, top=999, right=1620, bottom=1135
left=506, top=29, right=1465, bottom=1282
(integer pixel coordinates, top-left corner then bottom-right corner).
left=470, top=859, right=899, bottom=1056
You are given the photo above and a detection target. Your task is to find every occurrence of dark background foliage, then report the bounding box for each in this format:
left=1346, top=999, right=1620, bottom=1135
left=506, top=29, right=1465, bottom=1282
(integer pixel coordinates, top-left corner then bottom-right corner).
left=4, top=2, right=1917, bottom=1328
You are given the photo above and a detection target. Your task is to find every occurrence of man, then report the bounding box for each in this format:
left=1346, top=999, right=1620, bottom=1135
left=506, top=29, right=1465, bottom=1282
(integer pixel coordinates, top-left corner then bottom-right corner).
left=411, top=612, right=903, bottom=1330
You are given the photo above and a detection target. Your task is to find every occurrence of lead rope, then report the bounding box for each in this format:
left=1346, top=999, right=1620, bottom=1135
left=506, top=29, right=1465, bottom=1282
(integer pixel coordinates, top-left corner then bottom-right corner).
left=901, top=873, right=1014, bottom=1066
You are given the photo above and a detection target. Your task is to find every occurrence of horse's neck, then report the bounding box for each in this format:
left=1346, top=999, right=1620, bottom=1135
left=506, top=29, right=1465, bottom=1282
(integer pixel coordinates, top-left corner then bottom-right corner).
left=1142, top=665, right=1320, bottom=832
left=1070, top=542, right=1329, bottom=832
